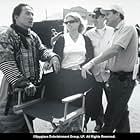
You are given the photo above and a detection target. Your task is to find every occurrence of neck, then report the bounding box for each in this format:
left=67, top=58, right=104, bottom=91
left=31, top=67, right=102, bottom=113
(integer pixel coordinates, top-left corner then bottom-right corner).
left=112, top=19, right=122, bottom=28
left=16, top=23, right=29, bottom=30
left=96, top=23, right=105, bottom=29
left=69, top=31, right=79, bottom=42
left=69, top=30, right=79, bottom=37
left=11, top=24, right=30, bottom=37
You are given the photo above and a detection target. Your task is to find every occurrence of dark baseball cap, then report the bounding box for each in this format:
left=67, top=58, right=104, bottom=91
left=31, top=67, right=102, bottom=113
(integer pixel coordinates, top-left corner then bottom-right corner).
left=92, top=7, right=105, bottom=18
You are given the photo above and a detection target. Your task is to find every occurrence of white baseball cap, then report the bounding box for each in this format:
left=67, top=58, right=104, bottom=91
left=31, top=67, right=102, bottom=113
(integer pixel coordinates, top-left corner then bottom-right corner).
left=101, top=5, right=124, bottom=16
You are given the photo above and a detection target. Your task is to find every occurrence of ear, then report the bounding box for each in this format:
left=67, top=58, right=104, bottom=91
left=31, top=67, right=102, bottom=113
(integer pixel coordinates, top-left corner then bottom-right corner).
left=103, top=16, right=106, bottom=20
left=14, top=15, right=18, bottom=21
left=116, top=12, right=120, bottom=17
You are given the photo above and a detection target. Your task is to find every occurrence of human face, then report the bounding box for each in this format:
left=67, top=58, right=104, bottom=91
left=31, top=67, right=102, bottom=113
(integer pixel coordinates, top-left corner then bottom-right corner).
left=87, top=14, right=95, bottom=25
left=64, top=16, right=79, bottom=32
left=93, top=15, right=105, bottom=28
left=105, top=11, right=117, bottom=27
left=15, top=6, right=34, bottom=29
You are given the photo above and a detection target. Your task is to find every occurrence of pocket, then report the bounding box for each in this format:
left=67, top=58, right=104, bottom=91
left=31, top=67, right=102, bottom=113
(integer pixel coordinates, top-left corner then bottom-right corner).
left=123, top=77, right=135, bottom=89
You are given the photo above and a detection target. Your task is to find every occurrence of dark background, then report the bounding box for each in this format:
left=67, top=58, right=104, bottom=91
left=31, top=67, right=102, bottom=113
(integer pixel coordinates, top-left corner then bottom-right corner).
left=32, top=19, right=63, bottom=49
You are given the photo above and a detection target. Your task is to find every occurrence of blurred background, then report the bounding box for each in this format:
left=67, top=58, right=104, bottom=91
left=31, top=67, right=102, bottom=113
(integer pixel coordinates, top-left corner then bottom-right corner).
left=0, top=0, right=140, bottom=26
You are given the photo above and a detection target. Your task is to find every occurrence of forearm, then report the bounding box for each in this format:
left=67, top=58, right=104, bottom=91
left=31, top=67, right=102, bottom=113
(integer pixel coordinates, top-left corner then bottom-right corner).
left=0, top=61, right=24, bottom=86
left=90, top=45, right=120, bottom=65
left=41, top=48, right=60, bottom=62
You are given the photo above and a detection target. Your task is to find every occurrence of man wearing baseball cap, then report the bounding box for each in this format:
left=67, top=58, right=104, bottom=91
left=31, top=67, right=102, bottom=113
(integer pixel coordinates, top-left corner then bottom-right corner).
left=101, top=5, right=124, bottom=16
left=81, top=5, right=138, bottom=133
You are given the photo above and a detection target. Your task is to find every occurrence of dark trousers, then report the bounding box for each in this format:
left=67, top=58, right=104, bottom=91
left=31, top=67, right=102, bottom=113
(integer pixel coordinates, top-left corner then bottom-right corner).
left=85, top=81, right=109, bottom=126
left=100, top=72, right=135, bottom=133
left=95, top=82, right=110, bottom=126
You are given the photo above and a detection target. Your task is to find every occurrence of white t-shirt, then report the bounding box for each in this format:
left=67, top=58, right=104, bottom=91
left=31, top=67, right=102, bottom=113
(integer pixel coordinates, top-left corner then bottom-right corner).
left=61, top=33, right=86, bottom=70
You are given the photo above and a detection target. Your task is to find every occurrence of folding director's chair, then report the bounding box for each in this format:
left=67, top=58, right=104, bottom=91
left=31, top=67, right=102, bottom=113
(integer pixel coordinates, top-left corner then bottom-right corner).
left=13, top=86, right=92, bottom=133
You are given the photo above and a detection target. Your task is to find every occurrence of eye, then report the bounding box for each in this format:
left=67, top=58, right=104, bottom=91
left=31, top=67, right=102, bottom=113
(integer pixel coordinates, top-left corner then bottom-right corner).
left=26, top=11, right=34, bottom=16
left=106, top=13, right=110, bottom=16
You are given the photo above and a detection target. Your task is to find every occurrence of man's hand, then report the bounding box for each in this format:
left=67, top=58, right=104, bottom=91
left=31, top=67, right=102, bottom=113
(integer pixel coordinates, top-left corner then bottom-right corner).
left=49, top=56, right=60, bottom=74
left=25, top=83, right=36, bottom=96
left=43, top=61, right=50, bottom=71
left=81, top=61, right=93, bottom=79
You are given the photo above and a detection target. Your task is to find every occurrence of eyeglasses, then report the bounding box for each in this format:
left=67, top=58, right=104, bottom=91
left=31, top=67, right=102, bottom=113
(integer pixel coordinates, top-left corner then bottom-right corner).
left=64, top=20, right=77, bottom=25
left=89, top=14, right=105, bottom=19
left=88, top=14, right=97, bottom=19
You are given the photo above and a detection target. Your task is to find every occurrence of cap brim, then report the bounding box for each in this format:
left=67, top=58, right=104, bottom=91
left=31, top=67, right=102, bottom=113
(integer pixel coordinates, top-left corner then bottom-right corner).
left=100, top=9, right=111, bottom=15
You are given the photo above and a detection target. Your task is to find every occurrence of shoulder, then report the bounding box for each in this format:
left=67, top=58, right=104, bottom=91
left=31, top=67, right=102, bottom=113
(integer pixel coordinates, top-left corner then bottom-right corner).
left=85, top=27, right=95, bottom=35
left=55, top=34, right=64, bottom=43
left=54, top=34, right=64, bottom=48
left=106, top=26, right=114, bottom=31
left=83, top=35, right=92, bottom=46
left=0, top=27, right=16, bottom=43
left=118, top=24, right=138, bottom=38
left=83, top=34, right=90, bottom=41
left=30, top=30, right=40, bottom=39
left=85, top=28, right=96, bottom=39
left=122, top=23, right=136, bottom=32
left=0, top=27, right=16, bottom=56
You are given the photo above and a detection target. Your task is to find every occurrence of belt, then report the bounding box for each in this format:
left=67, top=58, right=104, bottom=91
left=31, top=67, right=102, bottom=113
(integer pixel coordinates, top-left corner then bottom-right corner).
left=111, top=71, right=133, bottom=76
left=110, top=71, right=133, bottom=81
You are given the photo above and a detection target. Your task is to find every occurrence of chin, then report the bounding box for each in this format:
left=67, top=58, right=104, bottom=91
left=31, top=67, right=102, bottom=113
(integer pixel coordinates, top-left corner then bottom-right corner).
left=27, top=24, right=33, bottom=28
left=106, top=22, right=112, bottom=27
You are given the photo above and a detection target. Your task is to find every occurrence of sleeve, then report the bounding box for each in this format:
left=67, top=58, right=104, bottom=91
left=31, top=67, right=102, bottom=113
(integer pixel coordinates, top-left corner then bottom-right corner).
left=84, top=35, right=94, bottom=62
left=114, top=26, right=134, bottom=50
left=0, top=32, right=25, bottom=87
left=53, top=35, right=65, bottom=63
left=34, top=33, right=60, bottom=62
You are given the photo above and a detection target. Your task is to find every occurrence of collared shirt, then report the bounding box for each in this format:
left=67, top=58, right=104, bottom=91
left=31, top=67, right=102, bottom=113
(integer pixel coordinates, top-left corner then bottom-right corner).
left=108, top=20, right=138, bottom=72
left=86, top=26, right=114, bottom=82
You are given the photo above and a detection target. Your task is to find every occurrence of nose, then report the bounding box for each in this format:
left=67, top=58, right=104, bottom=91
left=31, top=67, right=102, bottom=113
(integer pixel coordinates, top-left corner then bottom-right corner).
left=29, top=14, right=34, bottom=22
left=30, top=13, right=34, bottom=19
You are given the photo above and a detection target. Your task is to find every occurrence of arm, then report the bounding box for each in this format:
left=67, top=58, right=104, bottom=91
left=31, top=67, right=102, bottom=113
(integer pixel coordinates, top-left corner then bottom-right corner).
left=0, top=32, right=36, bottom=95
left=81, top=44, right=123, bottom=79
left=0, top=32, right=25, bottom=88
left=87, top=25, right=135, bottom=66
left=34, top=33, right=61, bottom=73
left=82, top=35, right=94, bottom=65
left=92, top=44, right=122, bottom=65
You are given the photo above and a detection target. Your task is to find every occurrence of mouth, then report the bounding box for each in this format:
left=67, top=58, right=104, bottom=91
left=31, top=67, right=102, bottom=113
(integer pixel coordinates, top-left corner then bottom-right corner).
left=28, top=20, right=33, bottom=24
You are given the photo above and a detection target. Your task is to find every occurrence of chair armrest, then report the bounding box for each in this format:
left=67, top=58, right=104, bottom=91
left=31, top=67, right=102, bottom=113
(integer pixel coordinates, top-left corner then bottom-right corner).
left=61, top=88, right=92, bottom=104
left=61, top=88, right=92, bottom=120
left=13, top=86, right=46, bottom=114
left=61, top=93, right=83, bottom=103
